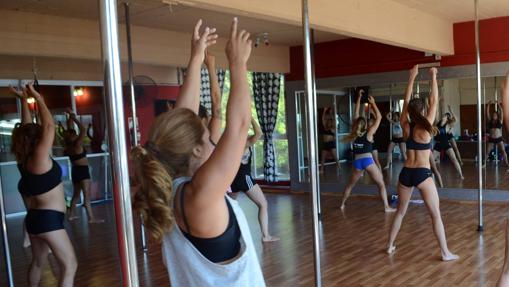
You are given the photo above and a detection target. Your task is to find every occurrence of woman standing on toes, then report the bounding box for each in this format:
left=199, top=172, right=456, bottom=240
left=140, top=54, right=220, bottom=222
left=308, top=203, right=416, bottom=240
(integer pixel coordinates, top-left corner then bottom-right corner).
left=387, top=66, right=459, bottom=262
left=340, top=91, right=396, bottom=212
left=230, top=117, right=279, bottom=242
left=384, top=111, right=407, bottom=169
left=485, top=100, right=509, bottom=167
left=12, top=83, right=77, bottom=286
left=63, top=112, right=103, bottom=223
left=433, top=109, right=464, bottom=179
left=320, top=107, right=341, bottom=173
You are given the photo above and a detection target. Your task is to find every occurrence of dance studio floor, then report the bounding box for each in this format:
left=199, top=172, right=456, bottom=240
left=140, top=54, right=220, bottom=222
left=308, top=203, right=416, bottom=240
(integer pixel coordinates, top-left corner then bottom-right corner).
left=1, top=192, right=509, bottom=286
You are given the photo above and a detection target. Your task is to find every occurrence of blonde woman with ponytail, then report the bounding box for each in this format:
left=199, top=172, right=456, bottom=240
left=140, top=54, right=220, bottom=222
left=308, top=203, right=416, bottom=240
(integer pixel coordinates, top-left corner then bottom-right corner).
left=132, top=19, right=265, bottom=286
left=340, top=90, right=396, bottom=213
left=387, top=65, right=459, bottom=262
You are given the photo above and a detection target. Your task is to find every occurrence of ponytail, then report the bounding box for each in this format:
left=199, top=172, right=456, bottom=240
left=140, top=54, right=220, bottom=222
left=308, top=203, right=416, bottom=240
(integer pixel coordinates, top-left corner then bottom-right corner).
left=344, top=117, right=366, bottom=142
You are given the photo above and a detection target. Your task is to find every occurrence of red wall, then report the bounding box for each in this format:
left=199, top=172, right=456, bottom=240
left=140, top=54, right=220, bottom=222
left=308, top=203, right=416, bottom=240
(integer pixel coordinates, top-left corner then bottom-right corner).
left=287, top=16, right=509, bottom=80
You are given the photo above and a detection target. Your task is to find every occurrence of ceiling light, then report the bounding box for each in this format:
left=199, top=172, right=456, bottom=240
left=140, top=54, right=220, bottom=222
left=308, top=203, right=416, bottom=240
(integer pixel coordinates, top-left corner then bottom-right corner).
left=27, top=97, right=35, bottom=104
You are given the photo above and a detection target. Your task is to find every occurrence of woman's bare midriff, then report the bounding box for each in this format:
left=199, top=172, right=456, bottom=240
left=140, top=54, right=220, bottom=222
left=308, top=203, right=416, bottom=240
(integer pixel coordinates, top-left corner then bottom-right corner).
left=404, top=150, right=431, bottom=169
left=28, top=184, right=67, bottom=212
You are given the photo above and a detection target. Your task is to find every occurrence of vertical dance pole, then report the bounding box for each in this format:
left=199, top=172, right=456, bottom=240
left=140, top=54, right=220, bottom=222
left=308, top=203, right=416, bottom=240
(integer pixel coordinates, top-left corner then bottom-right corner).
left=98, top=0, right=139, bottom=285
left=474, top=0, right=484, bottom=231
left=310, top=28, right=322, bottom=220
left=124, top=1, right=147, bottom=253
left=301, top=0, right=322, bottom=285
left=0, top=178, right=14, bottom=287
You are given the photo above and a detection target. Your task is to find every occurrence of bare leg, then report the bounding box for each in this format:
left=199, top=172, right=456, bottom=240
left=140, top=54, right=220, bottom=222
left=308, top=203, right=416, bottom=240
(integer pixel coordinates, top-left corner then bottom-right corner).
left=399, top=142, right=407, bottom=161
left=365, top=164, right=396, bottom=212
left=387, top=183, right=413, bottom=253
left=372, top=150, right=382, bottom=171
left=497, top=141, right=509, bottom=167
left=340, top=168, right=363, bottom=209
left=331, top=148, right=341, bottom=171
left=245, top=184, right=279, bottom=242
left=497, top=219, right=509, bottom=287
left=450, top=138, right=463, bottom=165
left=39, top=230, right=78, bottom=287
left=446, top=148, right=464, bottom=179
left=68, top=184, right=81, bottom=221
left=433, top=150, right=441, bottom=164
left=429, top=152, right=444, bottom=188
left=418, top=178, right=459, bottom=261
left=81, top=179, right=103, bottom=223
left=27, top=236, right=50, bottom=287
left=485, top=142, right=494, bottom=167
left=384, top=142, right=396, bottom=169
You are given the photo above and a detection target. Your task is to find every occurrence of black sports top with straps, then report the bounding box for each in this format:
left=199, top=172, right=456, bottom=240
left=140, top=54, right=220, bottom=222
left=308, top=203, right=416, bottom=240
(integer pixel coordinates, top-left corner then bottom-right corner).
left=488, top=120, right=503, bottom=129
left=17, top=159, right=62, bottom=197
left=435, top=123, right=449, bottom=144
left=178, top=187, right=241, bottom=263
left=406, top=124, right=432, bottom=150
left=353, top=133, right=373, bottom=154
left=67, top=149, right=86, bottom=162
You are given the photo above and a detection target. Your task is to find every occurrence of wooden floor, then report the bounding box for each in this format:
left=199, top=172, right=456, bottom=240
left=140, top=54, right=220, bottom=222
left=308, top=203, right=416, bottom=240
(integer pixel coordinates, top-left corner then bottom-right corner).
left=320, top=158, right=509, bottom=190
left=1, top=193, right=509, bottom=286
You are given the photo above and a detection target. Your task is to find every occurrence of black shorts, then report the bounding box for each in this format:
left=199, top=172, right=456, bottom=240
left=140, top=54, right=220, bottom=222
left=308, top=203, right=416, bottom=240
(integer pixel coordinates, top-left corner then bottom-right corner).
left=433, top=141, right=451, bottom=152
left=399, top=167, right=432, bottom=187
left=25, top=209, right=65, bottom=234
left=72, top=165, right=91, bottom=184
left=323, top=141, right=336, bottom=151
left=392, top=137, right=404, bottom=144
left=231, top=173, right=257, bottom=193
left=489, top=137, right=504, bottom=144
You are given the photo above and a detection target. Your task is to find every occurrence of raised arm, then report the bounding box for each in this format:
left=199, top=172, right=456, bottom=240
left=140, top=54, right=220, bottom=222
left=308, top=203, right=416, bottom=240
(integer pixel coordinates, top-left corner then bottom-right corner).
left=175, top=20, right=218, bottom=114
left=70, top=113, right=87, bottom=145
left=487, top=100, right=493, bottom=121
left=427, top=67, right=439, bottom=125
left=447, top=105, right=457, bottom=124
left=247, top=117, right=262, bottom=147
left=503, top=71, right=509, bottom=130
left=322, top=108, right=329, bottom=128
left=367, top=96, right=381, bottom=138
left=10, top=86, right=32, bottom=124
left=87, top=123, right=93, bottom=140
left=190, top=18, right=252, bottom=202
left=498, top=101, right=504, bottom=124
left=205, top=52, right=223, bottom=144
left=354, top=89, right=363, bottom=120
left=401, top=65, right=419, bottom=135
left=27, top=83, right=55, bottom=171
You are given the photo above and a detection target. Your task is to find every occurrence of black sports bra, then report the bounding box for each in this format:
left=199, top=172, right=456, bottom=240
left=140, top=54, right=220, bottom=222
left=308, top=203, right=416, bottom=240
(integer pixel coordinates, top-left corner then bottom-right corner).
left=179, top=187, right=241, bottom=263
left=67, top=149, right=87, bottom=162
left=406, top=124, right=432, bottom=150
left=17, top=159, right=62, bottom=197
left=488, top=121, right=503, bottom=129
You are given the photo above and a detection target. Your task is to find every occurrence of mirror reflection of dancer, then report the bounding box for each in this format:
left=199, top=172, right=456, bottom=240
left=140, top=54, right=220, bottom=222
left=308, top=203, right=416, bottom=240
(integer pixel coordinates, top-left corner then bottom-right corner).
left=12, top=83, right=77, bottom=286
left=61, top=111, right=103, bottom=223
left=387, top=66, right=458, bottom=261
left=497, top=70, right=509, bottom=287
left=384, top=109, right=407, bottom=169
left=320, top=107, right=341, bottom=173
left=340, top=91, right=396, bottom=213
left=367, top=114, right=382, bottom=170
left=433, top=104, right=464, bottom=179
left=230, top=117, right=279, bottom=242
left=132, top=19, right=265, bottom=286
left=444, top=105, right=463, bottom=165
left=485, top=100, right=509, bottom=167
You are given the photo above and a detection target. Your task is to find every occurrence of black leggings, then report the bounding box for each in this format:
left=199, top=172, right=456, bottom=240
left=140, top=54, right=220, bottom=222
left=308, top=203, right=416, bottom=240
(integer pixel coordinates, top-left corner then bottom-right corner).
left=399, top=167, right=432, bottom=187
left=25, top=209, right=65, bottom=234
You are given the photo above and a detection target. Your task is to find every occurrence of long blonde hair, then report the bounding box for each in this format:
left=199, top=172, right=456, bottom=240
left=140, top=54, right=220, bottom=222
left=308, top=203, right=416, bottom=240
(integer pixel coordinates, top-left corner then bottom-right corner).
left=344, top=117, right=367, bottom=142
left=132, top=108, right=205, bottom=242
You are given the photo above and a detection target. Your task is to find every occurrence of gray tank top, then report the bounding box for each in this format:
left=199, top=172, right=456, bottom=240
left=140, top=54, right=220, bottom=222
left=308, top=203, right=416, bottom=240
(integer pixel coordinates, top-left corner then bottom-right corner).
left=162, top=177, right=266, bottom=287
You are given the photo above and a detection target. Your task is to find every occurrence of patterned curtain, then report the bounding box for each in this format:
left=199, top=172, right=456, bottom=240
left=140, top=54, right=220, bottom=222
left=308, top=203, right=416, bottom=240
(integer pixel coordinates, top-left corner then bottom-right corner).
left=252, top=72, right=281, bottom=182
left=180, top=68, right=225, bottom=115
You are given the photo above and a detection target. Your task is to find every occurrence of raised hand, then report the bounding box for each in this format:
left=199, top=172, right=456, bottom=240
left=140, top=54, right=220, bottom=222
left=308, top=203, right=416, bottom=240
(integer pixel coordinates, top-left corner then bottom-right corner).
left=410, top=65, right=419, bottom=79
left=9, top=86, right=27, bottom=99
left=429, top=67, right=438, bottom=77
left=26, top=82, right=42, bottom=101
left=226, top=18, right=252, bottom=66
left=368, top=95, right=375, bottom=104
left=191, top=19, right=218, bottom=64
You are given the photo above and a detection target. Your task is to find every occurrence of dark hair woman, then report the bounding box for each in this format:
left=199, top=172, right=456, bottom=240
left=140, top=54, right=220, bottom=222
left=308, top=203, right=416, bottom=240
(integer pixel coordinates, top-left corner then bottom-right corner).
left=384, top=109, right=407, bottom=169
left=485, top=100, right=509, bottom=167
left=387, top=66, right=458, bottom=261
left=320, top=107, right=341, bottom=173
left=12, top=83, right=77, bottom=286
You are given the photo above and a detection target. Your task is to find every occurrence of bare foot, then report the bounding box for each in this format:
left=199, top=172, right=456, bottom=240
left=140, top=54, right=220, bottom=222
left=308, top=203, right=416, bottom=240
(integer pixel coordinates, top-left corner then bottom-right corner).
left=383, top=165, right=390, bottom=170
left=89, top=218, right=105, bottom=224
left=387, top=245, right=396, bottom=254
left=340, top=204, right=346, bottom=210
left=262, top=236, right=280, bottom=243
left=23, top=237, right=31, bottom=248
left=460, top=176, right=465, bottom=180
left=385, top=207, right=397, bottom=213
left=68, top=215, right=79, bottom=221
left=441, top=253, right=459, bottom=262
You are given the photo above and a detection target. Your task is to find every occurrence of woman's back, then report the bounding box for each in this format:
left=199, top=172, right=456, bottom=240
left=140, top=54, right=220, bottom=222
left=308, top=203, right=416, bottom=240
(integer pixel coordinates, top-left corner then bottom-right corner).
left=405, top=124, right=432, bottom=169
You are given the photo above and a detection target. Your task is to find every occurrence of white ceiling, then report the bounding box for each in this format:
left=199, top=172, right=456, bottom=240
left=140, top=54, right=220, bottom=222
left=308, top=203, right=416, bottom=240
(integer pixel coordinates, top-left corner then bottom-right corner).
left=390, top=0, right=509, bottom=22
left=0, top=0, right=347, bottom=46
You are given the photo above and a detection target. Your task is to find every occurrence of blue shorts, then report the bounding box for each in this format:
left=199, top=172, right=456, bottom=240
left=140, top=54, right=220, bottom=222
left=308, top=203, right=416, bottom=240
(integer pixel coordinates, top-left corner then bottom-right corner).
left=353, top=157, right=375, bottom=171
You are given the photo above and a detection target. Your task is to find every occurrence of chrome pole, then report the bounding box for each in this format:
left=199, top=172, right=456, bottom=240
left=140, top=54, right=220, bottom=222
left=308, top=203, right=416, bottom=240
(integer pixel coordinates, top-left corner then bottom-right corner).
left=302, top=0, right=322, bottom=285
left=0, top=177, right=14, bottom=287
left=123, top=1, right=147, bottom=253
left=333, top=94, right=339, bottom=164
left=310, top=28, right=322, bottom=220
left=474, top=0, right=484, bottom=232
left=98, top=0, right=139, bottom=285
left=389, top=85, right=393, bottom=141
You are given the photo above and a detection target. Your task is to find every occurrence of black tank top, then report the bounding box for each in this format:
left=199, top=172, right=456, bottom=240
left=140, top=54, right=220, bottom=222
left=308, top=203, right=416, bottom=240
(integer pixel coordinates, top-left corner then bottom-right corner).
left=17, top=159, right=62, bottom=197
left=406, top=124, right=432, bottom=150
left=237, top=147, right=252, bottom=175
left=353, top=133, right=373, bottom=154
left=488, top=120, right=503, bottom=129
left=179, top=188, right=241, bottom=263
left=436, top=123, right=449, bottom=143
